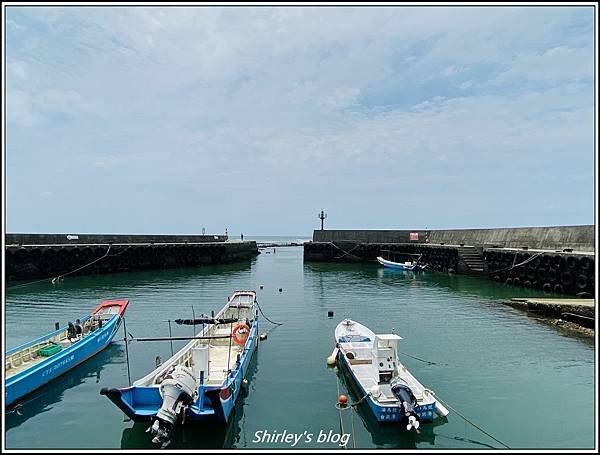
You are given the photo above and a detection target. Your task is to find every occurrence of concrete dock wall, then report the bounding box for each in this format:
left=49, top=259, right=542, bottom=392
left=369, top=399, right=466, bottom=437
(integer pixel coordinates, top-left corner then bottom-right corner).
left=313, top=225, right=594, bottom=252
left=305, top=226, right=595, bottom=297
left=5, top=235, right=258, bottom=281
left=6, top=233, right=228, bottom=245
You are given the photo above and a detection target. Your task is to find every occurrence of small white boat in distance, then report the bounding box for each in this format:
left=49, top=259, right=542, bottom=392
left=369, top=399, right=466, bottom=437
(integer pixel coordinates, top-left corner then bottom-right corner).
left=334, top=319, right=448, bottom=430
left=377, top=256, right=418, bottom=271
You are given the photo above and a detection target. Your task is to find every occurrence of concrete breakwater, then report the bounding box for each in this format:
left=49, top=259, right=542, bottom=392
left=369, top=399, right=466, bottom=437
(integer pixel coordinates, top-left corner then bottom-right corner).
left=304, top=226, right=595, bottom=297
left=5, top=234, right=259, bottom=281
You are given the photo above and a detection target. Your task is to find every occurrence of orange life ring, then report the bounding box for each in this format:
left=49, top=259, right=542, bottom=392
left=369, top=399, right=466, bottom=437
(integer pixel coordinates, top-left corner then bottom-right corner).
left=232, top=323, right=250, bottom=346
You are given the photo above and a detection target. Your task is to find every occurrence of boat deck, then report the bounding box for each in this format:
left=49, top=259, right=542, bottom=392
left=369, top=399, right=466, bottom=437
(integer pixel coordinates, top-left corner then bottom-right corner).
left=347, top=358, right=429, bottom=404
left=206, top=327, right=243, bottom=384
left=5, top=336, right=74, bottom=379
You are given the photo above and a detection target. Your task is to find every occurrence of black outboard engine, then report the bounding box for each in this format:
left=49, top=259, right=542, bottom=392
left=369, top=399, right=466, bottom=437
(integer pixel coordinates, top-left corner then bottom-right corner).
left=147, top=365, right=198, bottom=448
left=390, top=377, right=421, bottom=432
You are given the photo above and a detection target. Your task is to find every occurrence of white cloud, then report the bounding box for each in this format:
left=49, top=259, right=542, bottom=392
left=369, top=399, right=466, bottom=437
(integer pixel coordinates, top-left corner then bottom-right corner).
left=5, top=6, right=595, bottom=232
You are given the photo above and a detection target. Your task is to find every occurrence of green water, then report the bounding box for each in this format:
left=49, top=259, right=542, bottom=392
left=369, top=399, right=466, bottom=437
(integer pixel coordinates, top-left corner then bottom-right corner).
left=4, top=247, right=595, bottom=449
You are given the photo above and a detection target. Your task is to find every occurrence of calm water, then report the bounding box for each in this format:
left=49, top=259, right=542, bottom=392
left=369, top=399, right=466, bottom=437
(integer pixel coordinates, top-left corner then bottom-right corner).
left=4, top=247, right=595, bottom=449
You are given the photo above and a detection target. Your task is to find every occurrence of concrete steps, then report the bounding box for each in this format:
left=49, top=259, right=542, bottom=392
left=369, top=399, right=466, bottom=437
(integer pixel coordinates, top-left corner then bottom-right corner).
left=458, top=246, right=485, bottom=274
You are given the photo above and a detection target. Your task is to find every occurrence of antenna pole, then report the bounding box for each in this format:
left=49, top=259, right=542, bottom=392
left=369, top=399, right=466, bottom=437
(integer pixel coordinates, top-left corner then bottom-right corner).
left=122, top=316, right=132, bottom=387
left=318, top=210, right=327, bottom=230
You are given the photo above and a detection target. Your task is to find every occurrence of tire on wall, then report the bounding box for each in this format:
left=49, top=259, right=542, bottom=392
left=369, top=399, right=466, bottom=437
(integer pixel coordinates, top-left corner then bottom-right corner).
left=553, top=284, right=564, bottom=294
left=561, top=271, right=574, bottom=287
left=552, top=255, right=564, bottom=269
left=537, top=267, right=547, bottom=281
left=541, top=254, right=551, bottom=268
left=576, top=274, right=588, bottom=290
left=579, top=256, right=592, bottom=271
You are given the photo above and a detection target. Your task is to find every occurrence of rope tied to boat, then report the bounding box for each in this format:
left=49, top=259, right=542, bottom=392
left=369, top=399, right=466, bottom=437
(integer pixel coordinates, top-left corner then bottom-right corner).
left=255, top=300, right=284, bottom=326
left=335, top=377, right=348, bottom=449
left=398, top=350, right=448, bottom=366
left=425, top=389, right=510, bottom=449
left=335, top=392, right=371, bottom=410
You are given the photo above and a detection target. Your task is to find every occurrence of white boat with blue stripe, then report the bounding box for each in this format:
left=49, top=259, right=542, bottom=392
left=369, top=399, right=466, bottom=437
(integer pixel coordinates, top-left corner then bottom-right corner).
left=377, top=256, right=423, bottom=271
left=334, top=319, right=448, bottom=431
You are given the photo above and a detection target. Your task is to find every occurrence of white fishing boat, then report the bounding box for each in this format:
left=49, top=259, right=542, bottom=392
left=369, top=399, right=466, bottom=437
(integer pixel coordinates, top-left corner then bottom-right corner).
left=333, top=319, right=448, bottom=431
left=377, top=256, right=418, bottom=270
left=101, top=291, right=258, bottom=447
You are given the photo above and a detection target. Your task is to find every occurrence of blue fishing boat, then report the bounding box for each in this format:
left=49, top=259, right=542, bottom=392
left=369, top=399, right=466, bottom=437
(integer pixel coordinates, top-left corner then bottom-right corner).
left=5, top=299, right=129, bottom=406
left=100, top=290, right=259, bottom=448
left=333, top=319, right=448, bottom=431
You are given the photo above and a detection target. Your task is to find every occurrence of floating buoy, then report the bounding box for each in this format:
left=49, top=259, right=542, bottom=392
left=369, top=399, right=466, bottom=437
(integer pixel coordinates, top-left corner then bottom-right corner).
left=338, top=394, right=348, bottom=406
left=327, top=310, right=334, bottom=318
left=326, top=346, right=339, bottom=365
left=259, top=285, right=264, bottom=289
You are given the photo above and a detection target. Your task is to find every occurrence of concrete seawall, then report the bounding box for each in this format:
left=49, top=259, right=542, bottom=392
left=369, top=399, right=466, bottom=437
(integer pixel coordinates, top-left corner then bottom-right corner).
left=312, top=225, right=594, bottom=251
left=5, top=234, right=258, bottom=281
left=305, top=226, right=595, bottom=297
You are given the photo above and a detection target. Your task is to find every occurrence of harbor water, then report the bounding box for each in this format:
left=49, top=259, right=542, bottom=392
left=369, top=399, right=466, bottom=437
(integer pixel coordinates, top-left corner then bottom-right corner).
left=4, top=245, right=594, bottom=449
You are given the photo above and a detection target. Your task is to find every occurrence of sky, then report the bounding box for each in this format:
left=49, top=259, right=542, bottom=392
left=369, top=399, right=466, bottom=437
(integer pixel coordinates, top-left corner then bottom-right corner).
left=4, top=5, right=596, bottom=236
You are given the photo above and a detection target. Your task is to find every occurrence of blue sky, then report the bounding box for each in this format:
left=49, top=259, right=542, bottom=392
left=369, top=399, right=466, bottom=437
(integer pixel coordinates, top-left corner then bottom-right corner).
left=5, top=6, right=595, bottom=236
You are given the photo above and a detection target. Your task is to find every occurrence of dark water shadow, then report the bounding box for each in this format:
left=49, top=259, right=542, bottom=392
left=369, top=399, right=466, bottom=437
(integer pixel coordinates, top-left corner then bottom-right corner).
left=5, top=343, right=125, bottom=431
left=120, top=350, right=259, bottom=449
left=6, top=257, right=258, bottom=296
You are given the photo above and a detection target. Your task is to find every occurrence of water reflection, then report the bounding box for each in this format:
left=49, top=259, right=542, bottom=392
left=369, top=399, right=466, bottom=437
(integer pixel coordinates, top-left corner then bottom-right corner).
left=6, top=258, right=258, bottom=297
left=5, top=343, right=125, bottom=431
left=120, top=350, right=258, bottom=449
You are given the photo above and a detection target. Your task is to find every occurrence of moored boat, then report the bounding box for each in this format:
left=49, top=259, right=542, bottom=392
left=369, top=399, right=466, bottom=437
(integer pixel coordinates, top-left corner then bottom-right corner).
left=334, top=319, right=448, bottom=431
left=100, top=290, right=259, bottom=448
left=5, top=299, right=129, bottom=406
left=377, top=256, right=418, bottom=270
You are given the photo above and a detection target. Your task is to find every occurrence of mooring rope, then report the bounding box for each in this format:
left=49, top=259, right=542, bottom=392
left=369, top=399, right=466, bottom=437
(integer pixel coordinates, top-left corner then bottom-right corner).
left=428, top=392, right=511, bottom=449
left=328, top=242, right=362, bottom=260
left=53, top=244, right=113, bottom=281
left=398, top=350, right=448, bottom=366
left=350, top=406, right=356, bottom=449
left=6, top=245, right=112, bottom=290
left=335, top=377, right=348, bottom=449
left=255, top=300, right=284, bottom=326
left=488, top=251, right=543, bottom=275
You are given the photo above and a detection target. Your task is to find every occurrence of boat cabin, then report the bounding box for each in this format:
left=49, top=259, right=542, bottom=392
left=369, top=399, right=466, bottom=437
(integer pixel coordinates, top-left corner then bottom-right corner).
left=373, top=334, right=402, bottom=384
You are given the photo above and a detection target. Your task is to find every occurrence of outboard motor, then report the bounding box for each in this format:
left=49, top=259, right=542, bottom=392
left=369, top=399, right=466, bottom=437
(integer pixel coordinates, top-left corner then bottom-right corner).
left=390, top=377, right=420, bottom=432
left=147, top=365, right=198, bottom=447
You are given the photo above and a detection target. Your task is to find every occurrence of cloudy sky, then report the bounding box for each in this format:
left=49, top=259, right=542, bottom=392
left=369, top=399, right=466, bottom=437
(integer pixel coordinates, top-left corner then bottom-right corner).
left=5, top=6, right=595, bottom=236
